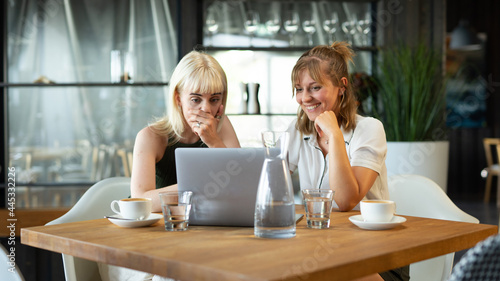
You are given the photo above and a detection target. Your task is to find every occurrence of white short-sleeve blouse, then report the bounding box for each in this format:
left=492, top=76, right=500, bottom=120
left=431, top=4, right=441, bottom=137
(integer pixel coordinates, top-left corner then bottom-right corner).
left=286, top=114, right=389, bottom=209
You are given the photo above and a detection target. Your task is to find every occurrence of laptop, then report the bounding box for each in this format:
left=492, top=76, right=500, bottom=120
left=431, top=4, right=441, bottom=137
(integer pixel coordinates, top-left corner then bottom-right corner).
left=175, top=147, right=267, bottom=226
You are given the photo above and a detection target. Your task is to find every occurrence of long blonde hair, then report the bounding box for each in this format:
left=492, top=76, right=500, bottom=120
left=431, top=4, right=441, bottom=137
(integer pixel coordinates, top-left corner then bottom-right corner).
left=291, top=41, right=357, bottom=135
left=149, top=51, right=228, bottom=144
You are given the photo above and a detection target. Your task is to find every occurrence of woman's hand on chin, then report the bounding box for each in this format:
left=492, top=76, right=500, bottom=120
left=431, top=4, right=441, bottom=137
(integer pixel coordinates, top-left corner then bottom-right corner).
left=314, top=111, right=338, bottom=139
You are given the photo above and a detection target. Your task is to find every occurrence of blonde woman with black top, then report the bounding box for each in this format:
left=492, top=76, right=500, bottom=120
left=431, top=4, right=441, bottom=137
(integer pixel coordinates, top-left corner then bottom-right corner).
left=99, top=51, right=240, bottom=281
left=131, top=50, right=240, bottom=213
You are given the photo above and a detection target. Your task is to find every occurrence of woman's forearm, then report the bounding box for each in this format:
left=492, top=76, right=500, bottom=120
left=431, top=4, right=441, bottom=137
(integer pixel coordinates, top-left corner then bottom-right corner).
left=135, top=184, right=178, bottom=212
left=328, top=131, right=361, bottom=211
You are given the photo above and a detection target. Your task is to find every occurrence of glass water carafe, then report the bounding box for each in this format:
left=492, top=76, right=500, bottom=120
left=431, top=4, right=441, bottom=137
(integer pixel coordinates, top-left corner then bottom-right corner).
left=254, top=131, right=296, bottom=239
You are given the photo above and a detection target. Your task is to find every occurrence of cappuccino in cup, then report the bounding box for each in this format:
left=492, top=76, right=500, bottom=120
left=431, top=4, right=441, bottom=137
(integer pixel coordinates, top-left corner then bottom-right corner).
left=360, top=200, right=395, bottom=222
left=111, top=198, right=152, bottom=220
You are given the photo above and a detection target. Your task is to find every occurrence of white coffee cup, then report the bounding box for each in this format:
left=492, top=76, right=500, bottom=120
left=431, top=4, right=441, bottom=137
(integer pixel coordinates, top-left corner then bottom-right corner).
left=360, top=200, right=396, bottom=222
left=110, top=198, right=152, bottom=220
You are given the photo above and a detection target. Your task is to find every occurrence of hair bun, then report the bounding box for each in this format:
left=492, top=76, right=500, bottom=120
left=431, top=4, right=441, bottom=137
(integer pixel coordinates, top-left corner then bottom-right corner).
left=330, top=41, right=355, bottom=64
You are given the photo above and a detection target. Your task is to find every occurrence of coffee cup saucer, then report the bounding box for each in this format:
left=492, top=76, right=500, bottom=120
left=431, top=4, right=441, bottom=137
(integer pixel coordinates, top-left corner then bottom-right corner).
left=349, top=215, right=406, bottom=230
left=107, top=213, right=163, bottom=228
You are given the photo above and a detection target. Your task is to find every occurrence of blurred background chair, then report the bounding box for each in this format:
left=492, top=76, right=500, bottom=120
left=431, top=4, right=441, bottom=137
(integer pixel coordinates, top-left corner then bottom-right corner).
left=9, top=149, right=43, bottom=183
left=448, top=233, right=500, bottom=281
left=116, top=147, right=133, bottom=177
left=1, top=243, right=25, bottom=281
left=90, top=144, right=112, bottom=182
left=481, top=138, right=500, bottom=207
left=47, top=177, right=131, bottom=281
left=388, top=174, right=479, bottom=281
left=58, top=139, right=94, bottom=182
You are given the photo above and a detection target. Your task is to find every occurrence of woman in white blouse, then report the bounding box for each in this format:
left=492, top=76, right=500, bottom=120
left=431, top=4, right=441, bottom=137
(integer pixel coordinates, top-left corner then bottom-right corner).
left=286, top=41, right=408, bottom=281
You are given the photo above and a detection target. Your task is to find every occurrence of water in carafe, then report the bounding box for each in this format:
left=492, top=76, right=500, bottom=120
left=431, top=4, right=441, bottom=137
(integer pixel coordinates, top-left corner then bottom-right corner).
left=254, top=131, right=296, bottom=239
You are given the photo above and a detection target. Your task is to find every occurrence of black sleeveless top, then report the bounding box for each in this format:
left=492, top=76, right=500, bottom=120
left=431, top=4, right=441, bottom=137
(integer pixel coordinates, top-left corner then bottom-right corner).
left=155, top=139, right=207, bottom=189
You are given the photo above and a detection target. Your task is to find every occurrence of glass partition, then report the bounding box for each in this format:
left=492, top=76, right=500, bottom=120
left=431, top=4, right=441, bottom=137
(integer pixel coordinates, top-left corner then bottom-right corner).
left=5, top=0, right=177, bottom=207
left=8, top=0, right=177, bottom=83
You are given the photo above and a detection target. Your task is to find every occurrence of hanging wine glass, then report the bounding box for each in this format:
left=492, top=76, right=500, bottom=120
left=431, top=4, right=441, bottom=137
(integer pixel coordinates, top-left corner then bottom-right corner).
left=205, top=9, right=219, bottom=47
left=350, top=14, right=360, bottom=45
left=283, top=10, right=300, bottom=46
left=356, top=11, right=372, bottom=46
left=323, top=12, right=339, bottom=45
left=265, top=10, right=281, bottom=47
left=302, top=12, right=316, bottom=47
left=244, top=10, right=260, bottom=47
left=341, top=17, right=356, bottom=45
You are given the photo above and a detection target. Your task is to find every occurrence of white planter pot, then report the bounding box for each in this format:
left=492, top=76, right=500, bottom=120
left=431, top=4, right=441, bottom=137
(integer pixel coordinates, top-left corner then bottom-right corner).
left=386, top=141, right=450, bottom=192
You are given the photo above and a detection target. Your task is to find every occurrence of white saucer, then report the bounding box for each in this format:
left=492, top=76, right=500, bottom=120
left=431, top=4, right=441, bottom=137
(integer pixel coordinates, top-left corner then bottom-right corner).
left=349, top=215, right=406, bottom=230
left=107, top=213, right=163, bottom=228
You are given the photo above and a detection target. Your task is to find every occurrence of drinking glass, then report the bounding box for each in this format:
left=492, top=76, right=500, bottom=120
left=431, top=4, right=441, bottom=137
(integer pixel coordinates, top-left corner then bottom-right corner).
left=265, top=10, right=281, bottom=47
left=244, top=10, right=260, bottom=47
left=302, top=189, right=334, bottom=229
left=205, top=9, right=219, bottom=47
left=341, top=18, right=356, bottom=45
left=283, top=10, right=300, bottom=46
left=323, top=12, right=339, bottom=45
left=159, top=191, right=193, bottom=231
left=302, top=13, right=317, bottom=47
left=356, top=11, right=372, bottom=46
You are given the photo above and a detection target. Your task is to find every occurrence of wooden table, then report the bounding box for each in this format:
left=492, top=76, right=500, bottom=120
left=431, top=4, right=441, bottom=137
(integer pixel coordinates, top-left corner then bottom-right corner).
left=21, top=207, right=498, bottom=281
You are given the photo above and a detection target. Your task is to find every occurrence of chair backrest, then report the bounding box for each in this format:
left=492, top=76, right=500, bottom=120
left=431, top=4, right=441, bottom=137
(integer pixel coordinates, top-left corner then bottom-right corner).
left=116, top=147, right=133, bottom=177
left=47, top=177, right=131, bottom=281
left=1, top=244, right=25, bottom=281
left=448, top=234, right=500, bottom=281
left=388, top=174, right=479, bottom=281
left=483, top=138, right=500, bottom=167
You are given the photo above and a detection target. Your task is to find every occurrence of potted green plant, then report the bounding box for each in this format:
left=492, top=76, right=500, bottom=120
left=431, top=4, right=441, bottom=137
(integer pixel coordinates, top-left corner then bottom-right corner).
left=368, top=43, right=449, bottom=191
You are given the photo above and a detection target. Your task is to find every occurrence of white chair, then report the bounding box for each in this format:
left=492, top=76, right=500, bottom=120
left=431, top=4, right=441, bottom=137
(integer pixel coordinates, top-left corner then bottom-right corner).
left=1, top=244, right=25, bottom=281
left=47, top=177, right=131, bottom=281
left=388, top=174, right=479, bottom=281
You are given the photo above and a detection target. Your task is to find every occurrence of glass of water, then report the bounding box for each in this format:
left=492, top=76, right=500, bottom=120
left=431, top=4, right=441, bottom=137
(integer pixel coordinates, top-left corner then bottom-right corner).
left=159, top=191, right=193, bottom=231
left=301, top=189, right=334, bottom=229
